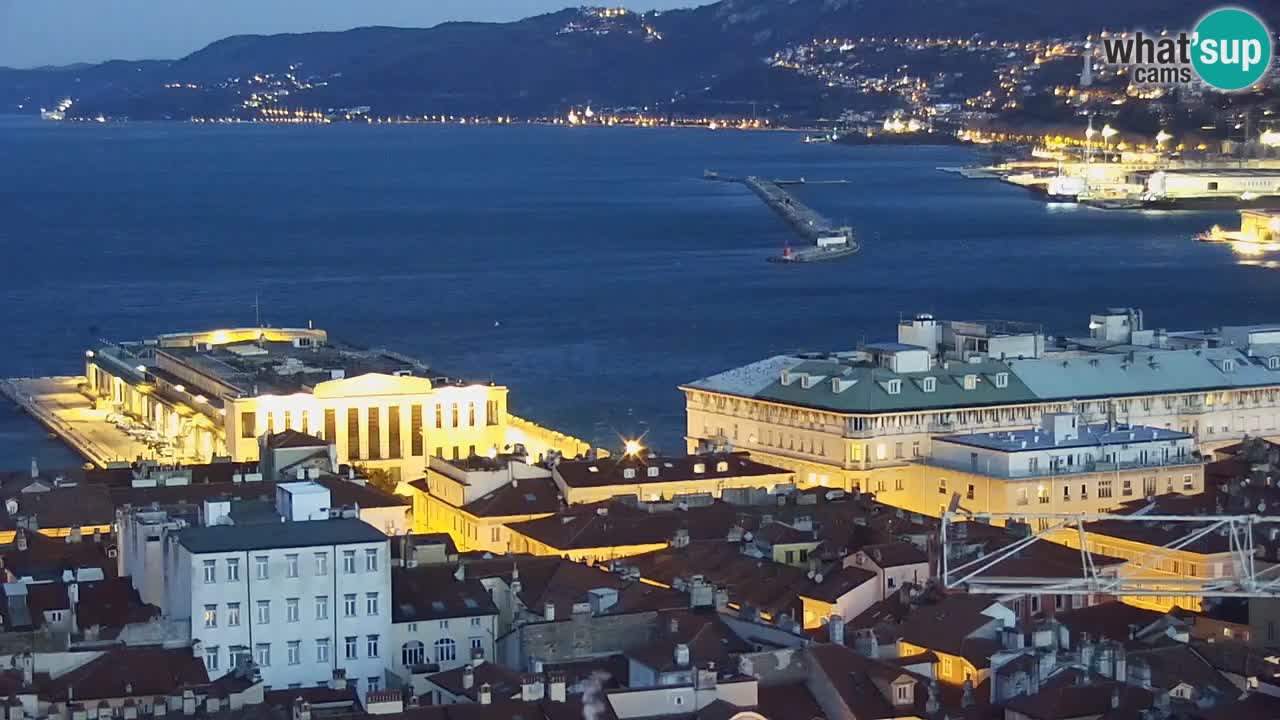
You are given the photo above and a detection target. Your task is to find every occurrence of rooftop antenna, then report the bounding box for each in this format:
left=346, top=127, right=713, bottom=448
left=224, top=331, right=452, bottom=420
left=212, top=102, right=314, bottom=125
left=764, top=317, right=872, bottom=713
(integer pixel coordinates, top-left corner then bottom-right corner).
left=254, top=294, right=262, bottom=329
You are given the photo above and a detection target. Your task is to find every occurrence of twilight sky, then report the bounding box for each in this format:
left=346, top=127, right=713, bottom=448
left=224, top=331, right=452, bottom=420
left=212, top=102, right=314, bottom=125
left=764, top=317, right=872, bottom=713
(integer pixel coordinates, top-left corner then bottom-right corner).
left=0, top=0, right=703, bottom=68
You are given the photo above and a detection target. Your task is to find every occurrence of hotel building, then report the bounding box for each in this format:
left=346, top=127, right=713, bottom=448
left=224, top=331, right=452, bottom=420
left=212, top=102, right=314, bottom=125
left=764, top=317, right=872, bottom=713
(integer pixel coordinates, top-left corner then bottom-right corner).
left=682, top=309, right=1280, bottom=504
left=83, top=327, right=590, bottom=481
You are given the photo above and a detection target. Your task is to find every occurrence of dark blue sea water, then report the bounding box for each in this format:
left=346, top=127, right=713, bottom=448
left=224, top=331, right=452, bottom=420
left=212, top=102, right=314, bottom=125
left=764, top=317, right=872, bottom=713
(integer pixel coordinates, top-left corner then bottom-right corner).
left=1, top=116, right=1274, bottom=468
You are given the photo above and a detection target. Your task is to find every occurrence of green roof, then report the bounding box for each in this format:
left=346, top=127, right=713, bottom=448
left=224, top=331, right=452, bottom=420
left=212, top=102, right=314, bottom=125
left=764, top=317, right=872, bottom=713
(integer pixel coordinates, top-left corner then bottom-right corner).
left=179, top=518, right=386, bottom=553
left=686, top=356, right=1038, bottom=414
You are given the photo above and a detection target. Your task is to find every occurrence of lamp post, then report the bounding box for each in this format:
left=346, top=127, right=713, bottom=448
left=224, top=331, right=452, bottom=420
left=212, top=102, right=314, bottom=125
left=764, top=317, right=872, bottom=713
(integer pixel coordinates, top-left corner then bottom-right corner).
left=1101, top=124, right=1118, bottom=161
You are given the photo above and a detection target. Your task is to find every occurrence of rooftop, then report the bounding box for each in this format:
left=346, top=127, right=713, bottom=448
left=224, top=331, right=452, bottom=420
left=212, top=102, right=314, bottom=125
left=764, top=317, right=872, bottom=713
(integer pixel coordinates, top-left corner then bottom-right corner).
left=935, top=423, right=1191, bottom=453
left=178, top=517, right=386, bottom=553
left=554, top=452, right=788, bottom=489
left=391, top=565, right=499, bottom=622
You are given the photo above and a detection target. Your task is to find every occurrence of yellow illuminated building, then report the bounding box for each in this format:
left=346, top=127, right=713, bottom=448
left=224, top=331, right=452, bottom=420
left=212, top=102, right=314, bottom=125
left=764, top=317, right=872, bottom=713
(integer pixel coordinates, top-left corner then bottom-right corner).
left=84, top=327, right=590, bottom=481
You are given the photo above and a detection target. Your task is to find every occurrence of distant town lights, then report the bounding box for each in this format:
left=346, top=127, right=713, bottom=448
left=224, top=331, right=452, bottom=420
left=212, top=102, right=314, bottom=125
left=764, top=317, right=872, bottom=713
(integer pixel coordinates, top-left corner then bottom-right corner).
left=1262, top=131, right=1280, bottom=148
left=623, top=439, right=644, bottom=457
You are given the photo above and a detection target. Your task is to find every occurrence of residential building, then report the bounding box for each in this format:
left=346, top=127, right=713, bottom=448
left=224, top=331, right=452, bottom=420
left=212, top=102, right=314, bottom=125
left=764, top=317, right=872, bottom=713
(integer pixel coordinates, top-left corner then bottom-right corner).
left=894, top=594, right=1016, bottom=687
left=895, top=413, right=1204, bottom=518
left=550, top=451, right=793, bottom=506
left=389, top=564, right=499, bottom=681
left=682, top=310, right=1280, bottom=492
left=169, top=507, right=391, bottom=695
left=846, top=542, right=929, bottom=600
left=83, top=326, right=591, bottom=477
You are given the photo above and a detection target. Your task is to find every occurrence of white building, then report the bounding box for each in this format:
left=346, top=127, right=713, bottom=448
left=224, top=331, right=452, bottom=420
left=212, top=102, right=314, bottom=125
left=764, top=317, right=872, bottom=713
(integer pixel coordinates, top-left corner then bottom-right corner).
left=389, top=564, right=499, bottom=683
left=168, top=506, right=391, bottom=696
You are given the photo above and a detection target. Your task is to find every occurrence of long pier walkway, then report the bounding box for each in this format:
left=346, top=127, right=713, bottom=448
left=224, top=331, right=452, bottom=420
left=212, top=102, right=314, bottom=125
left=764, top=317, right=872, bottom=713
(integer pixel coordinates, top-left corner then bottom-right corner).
left=741, top=175, right=845, bottom=243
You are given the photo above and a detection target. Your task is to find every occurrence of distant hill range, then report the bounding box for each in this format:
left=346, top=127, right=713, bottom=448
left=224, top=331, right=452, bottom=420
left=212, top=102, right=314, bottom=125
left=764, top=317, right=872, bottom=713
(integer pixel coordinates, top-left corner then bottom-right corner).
left=1, top=0, right=1274, bottom=120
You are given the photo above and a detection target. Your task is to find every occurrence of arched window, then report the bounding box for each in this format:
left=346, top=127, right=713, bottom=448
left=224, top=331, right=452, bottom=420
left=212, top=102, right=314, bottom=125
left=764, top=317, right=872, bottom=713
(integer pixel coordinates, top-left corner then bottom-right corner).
left=433, top=638, right=456, bottom=663
left=402, top=641, right=425, bottom=667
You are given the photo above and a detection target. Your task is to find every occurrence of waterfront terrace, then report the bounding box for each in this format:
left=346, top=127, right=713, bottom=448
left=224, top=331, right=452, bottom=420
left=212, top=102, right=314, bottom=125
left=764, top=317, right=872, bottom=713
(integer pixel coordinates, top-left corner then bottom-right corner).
left=683, top=309, right=1280, bottom=499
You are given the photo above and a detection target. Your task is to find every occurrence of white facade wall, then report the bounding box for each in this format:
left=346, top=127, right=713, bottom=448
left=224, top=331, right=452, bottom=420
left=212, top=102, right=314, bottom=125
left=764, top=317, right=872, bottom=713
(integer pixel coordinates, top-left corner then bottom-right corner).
left=389, top=613, right=498, bottom=682
left=931, top=433, right=1197, bottom=479
left=180, top=539, right=391, bottom=696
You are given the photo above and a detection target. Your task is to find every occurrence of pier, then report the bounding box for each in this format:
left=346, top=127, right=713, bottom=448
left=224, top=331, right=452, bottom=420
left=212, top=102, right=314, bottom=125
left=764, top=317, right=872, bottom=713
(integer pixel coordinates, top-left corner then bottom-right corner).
left=1, top=376, right=179, bottom=467
left=741, top=175, right=848, bottom=243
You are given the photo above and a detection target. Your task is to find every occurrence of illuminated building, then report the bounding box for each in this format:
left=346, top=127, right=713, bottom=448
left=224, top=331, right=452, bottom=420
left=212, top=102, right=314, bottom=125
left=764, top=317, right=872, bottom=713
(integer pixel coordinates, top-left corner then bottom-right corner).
left=82, top=327, right=591, bottom=481
left=683, top=310, right=1280, bottom=505
left=887, top=414, right=1204, bottom=519
left=405, top=454, right=561, bottom=554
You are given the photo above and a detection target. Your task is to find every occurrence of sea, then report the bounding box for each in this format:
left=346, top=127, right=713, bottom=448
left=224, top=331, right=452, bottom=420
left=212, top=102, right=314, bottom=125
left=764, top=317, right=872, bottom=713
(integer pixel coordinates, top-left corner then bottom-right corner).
left=1, top=116, right=1276, bottom=470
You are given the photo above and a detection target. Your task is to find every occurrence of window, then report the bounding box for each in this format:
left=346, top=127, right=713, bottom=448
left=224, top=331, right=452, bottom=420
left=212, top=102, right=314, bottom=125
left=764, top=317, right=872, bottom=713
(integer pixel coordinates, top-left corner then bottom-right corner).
left=1017, top=488, right=1029, bottom=506
left=938, top=478, right=947, bottom=495
left=966, top=484, right=975, bottom=501
left=922, top=377, right=937, bottom=393
left=411, top=404, right=424, bottom=457
left=451, top=403, right=459, bottom=428
left=345, top=636, right=358, bottom=660
left=1270, top=357, right=1280, bottom=371
left=994, top=372, right=1009, bottom=388
left=255, top=643, right=270, bottom=668
left=365, top=548, right=378, bottom=572
left=316, top=638, right=330, bottom=664
left=403, top=641, right=426, bottom=667
left=367, top=635, right=380, bottom=658
left=1183, top=474, right=1194, bottom=490
left=226, top=558, right=240, bottom=582
left=435, top=404, right=443, bottom=429
left=257, top=600, right=270, bottom=625
left=388, top=405, right=401, bottom=460
left=227, top=603, right=240, bottom=627
left=240, top=412, right=256, bottom=439
left=963, top=374, right=977, bottom=390
left=287, top=598, right=300, bottom=623
left=204, top=646, right=219, bottom=672
left=468, top=402, right=476, bottom=427
left=347, top=408, right=360, bottom=460
left=275, top=640, right=296, bottom=667
left=366, top=592, right=379, bottom=616
left=886, top=379, right=902, bottom=395
left=912, top=441, right=921, bottom=457
left=286, top=554, right=299, bottom=578
left=433, top=638, right=457, bottom=663
left=315, top=552, right=329, bottom=576
left=439, top=620, right=450, bottom=630
left=315, top=596, right=328, bottom=620
left=324, top=409, right=336, bottom=442
left=203, top=605, right=217, bottom=628
left=368, top=677, right=381, bottom=692
left=1063, top=485, right=1071, bottom=501
left=1122, top=479, right=1133, bottom=496
left=343, top=550, right=356, bottom=574
left=486, top=400, right=499, bottom=426
left=367, top=407, right=381, bottom=460
left=255, top=556, right=269, bottom=580
left=203, top=560, right=217, bottom=584
left=895, top=685, right=909, bottom=702
left=470, top=637, right=483, bottom=651
left=942, top=657, right=953, bottom=676
left=1099, top=480, right=1113, bottom=499
left=300, top=410, right=309, bottom=435
left=344, top=594, right=357, bottom=617
left=470, top=617, right=482, bottom=628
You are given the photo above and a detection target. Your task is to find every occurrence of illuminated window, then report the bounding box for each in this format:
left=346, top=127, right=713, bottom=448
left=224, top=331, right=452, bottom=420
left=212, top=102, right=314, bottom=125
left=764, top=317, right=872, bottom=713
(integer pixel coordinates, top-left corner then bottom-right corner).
left=468, top=402, right=476, bottom=427
left=324, top=409, right=336, bottom=441
left=388, top=405, right=401, bottom=460
left=347, top=408, right=360, bottom=460
left=368, top=407, right=381, bottom=460
left=451, top=404, right=459, bottom=428
left=240, top=412, right=256, bottom=439
left=435, top=404, right=443, bottom=429
left=411, top=405, right=424, bottom=457
left=486, top=400, right=499, bottom=425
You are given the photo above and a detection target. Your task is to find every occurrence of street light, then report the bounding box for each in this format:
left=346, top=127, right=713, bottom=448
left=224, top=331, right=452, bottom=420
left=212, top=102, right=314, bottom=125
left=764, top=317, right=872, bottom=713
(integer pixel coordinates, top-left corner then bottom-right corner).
left=1261, top=130, right=1280, bottom=148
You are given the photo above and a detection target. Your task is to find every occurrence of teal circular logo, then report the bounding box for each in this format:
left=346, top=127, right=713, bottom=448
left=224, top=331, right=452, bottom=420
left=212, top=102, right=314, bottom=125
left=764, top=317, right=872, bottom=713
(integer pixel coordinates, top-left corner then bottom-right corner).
left=1192, top=8, right=1273, bottom=91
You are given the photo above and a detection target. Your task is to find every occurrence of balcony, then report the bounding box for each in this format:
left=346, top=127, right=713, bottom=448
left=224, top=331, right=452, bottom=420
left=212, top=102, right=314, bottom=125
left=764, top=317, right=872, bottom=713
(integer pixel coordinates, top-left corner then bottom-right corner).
left=916, top=456, right=1203, bottom=481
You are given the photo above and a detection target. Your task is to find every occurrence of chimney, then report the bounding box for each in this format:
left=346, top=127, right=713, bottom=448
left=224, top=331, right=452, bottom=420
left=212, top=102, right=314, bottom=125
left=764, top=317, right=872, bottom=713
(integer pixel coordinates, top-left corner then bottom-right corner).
left=20, top=652, right=33, bottom=688
left=547, top=672, right=567, bottom=703
left=69, top=525, right=82, bottom=544
left=470, top=646, right=485, bottom=668
left=674, top=643, right=691, bottom=667
left=462, top=665, right=475, bottom=690
left=961, top=679, right=975, bottom=709
left=669, top=616, right=679, bottom=634
left=544, top=602, right=556, bottom=621
left=15, top=530, right=27, bottom=552
left=68, top=580, right=80, bottom=634
left=1111, top=685, right=1120, bottom=709
left=182, top=690, right=196, bottom=716
left=521, top=674, right=545, bottom=701
left=292, top=698, right=312, bottom=720
left=328, top=669, right=347, bottom=690
left=153, top=700, right=167, bottom=718
left=828, top=614, right=845, bottom=646
left=714, top=587, right=729, bottom=610
left=478, top=684, right=492, bottom=706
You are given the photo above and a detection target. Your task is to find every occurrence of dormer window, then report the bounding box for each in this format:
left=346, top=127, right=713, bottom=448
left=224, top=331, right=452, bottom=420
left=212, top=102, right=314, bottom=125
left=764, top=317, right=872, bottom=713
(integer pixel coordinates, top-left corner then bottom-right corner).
left=922, top=377, right=937, bottom=393
left=647, top=466, right=659, bottom=478
left=693, top=463, right=706, bottom=474
left=886, top=379, right=902, bottom=395
left=963, top=374, right=978, bottom=390
left=994, top=372, right=1009, bottom=389
left=623, top=468, right=636, bottom=479
left=1223, top=359, right=1236, bottom=373
left=891, top=678, right=914, bottom=706
left=1269, top=356, right=1279, bottom=370
left=715, top=461, right=728, bottom=472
